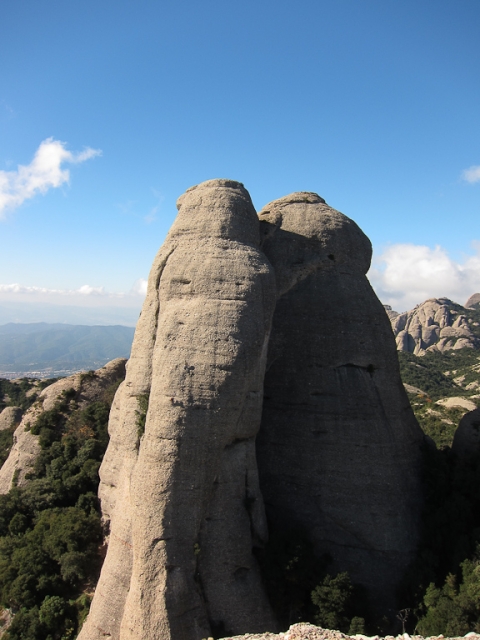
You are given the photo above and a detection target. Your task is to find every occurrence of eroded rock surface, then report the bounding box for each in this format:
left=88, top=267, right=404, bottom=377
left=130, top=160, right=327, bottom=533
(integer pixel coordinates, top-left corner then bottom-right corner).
left=0, top=359, right=126, bottom=494
left=0, top=406, right=22, bottom=431
left=256, top=192, right=424, bottom=613
left=391, top=298, right=478, bottom=355
left=465, top=293, right=480, bottom=310
left=80, top=180, right=277, bottom=640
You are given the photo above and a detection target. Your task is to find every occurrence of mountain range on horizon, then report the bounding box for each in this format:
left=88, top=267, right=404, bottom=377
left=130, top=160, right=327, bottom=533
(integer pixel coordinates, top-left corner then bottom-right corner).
left=0, top=322, right=134, bottom=378
left=0, top=292, right=479, bottom=379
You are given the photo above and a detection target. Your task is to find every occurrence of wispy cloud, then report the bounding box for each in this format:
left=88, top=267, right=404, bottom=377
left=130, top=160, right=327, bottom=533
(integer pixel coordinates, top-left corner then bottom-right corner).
left=0, top=138, right=101, bottom=218
left=461, top=165, right=480, bottom=184
left=368, top=242, right=480, bottom=312
left=118, top=188, right=163, bottom=224
left=0, top=279, right=147, bottom=307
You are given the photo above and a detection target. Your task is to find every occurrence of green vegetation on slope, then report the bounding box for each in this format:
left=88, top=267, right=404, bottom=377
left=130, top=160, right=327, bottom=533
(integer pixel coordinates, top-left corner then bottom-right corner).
left=254, top=528, right=368, bottom=635
left=0, top=380, right=120, bottom=640
left=400, top=443, right=480, bottom=634
left=398, top=348, right=480, bottom=449
left=394, top=341, right=480, bottom=634
left=0, top=378, right=57, bottom=413
left=0, top=378, right=58, bottom=469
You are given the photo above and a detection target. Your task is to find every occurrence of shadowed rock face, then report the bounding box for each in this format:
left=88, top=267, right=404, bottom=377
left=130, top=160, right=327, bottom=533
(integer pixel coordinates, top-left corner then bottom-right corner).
left=256, top=193, right=425, bottom=613
left=80, top=180, right=277, bottom=640
left=452, top=408, right=480, bottom=458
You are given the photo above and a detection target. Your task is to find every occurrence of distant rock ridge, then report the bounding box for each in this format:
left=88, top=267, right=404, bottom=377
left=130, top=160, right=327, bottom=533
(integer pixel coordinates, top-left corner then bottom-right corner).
left=465, top=293, right=480, bottom=309
left=78, top=180, right=425, bottom=640
left=390, top=298, right=479, bottom=355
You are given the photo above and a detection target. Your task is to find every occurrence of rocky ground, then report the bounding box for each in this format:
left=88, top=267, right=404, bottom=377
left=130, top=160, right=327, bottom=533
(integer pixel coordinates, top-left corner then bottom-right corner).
left=219, top=623, right=480, bottom=640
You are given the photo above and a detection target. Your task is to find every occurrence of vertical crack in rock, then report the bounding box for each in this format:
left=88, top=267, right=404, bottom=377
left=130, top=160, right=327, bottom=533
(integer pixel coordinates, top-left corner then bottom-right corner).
left=256, top=192, right=425, bottom=615
left=80, top=179, right=277, bottom=640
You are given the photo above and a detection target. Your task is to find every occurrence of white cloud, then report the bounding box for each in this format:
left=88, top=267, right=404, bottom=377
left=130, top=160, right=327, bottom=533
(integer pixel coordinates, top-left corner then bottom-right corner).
left=0, top=280, right=147, bottom=308
left=130, top=278, right=148, bottom=296
left=0, top=138, right=101, bottom=217
left=368, top=242, right=480, bottom=312
left=461, top=165, right=480, bottom=184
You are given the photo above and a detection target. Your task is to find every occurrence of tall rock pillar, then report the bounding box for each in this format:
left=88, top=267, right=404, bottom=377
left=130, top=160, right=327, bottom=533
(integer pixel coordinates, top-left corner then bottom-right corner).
left=79, top=179, right=277, bottom=640
left=256, top=192, right=425, bottom=614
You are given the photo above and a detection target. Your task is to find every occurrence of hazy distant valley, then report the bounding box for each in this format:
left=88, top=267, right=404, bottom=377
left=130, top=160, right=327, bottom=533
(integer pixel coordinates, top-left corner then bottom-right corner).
left=0, top=323, right=135, bottom=379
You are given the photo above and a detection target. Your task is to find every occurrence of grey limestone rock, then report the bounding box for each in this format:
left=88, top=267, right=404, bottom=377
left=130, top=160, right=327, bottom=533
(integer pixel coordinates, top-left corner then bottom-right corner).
left=80, top=180, right=277, bottom=640
left=255, top=192, right=424, bottom=613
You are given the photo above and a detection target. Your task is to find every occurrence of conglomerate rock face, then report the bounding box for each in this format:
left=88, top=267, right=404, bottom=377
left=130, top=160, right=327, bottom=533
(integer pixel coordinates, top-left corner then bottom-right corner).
left=80, top=181, right=425, bottom=639
left=79, top=179, right=277, bottom=640
left=391, top=298, right=477, bottom=355
left=255, top=193, right=424, bottom=613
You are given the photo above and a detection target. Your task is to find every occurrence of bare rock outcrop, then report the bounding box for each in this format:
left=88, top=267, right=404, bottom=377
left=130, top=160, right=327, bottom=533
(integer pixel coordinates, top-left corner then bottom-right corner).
left=451, top=408, right=480, bottom=458
left=219, top=624, right=480, bottom=640
left=0, top=406, right=22, bottom=431
left=391, top=298, right=478, bottom=355
left=0, top=358, right=126, bottom=493
left=256, top=192, right=424, bottom=613
left=80, top=180, right=277, bottom=640
left=465, top=293, right=480, bottom=309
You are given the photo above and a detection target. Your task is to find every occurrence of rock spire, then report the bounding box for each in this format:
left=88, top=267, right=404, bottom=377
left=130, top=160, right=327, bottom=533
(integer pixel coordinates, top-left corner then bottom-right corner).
left=80, top=181, right=425, bottom=639
left=256, top=192, right=424, bottom=613
left=79, top=179, right=277, bottom=640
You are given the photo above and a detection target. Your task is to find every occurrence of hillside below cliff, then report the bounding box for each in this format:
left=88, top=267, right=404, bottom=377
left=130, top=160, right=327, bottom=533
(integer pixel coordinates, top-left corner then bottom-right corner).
left=387, top=296, right=480, bottom=448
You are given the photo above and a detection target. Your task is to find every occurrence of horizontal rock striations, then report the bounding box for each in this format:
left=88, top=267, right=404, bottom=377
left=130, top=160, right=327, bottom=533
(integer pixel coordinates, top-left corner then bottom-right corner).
left=255, top=193, right=425, bottom=614
left=81, top=181, right=425, bottom=639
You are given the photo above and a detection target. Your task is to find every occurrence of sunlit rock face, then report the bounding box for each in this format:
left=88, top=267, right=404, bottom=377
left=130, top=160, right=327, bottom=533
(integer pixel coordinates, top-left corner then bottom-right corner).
left=79, top=180, right=277, bottom=640
left=391, top=298, right=478, bottom=355
left=256, top=192, right=424, bottom=614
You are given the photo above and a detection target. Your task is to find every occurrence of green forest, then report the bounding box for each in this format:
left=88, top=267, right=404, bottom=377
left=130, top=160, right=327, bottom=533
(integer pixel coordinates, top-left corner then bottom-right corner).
left=0, top=378, right=120, bottom=639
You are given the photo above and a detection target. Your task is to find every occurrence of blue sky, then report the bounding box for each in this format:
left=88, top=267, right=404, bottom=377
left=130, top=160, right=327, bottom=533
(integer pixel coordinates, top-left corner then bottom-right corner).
left=1, top=0, right=479, bottom=324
